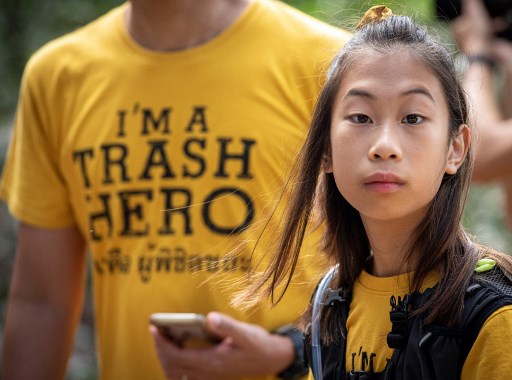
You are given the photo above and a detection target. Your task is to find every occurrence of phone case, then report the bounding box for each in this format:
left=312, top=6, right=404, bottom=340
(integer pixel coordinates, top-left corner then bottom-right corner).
left=150, top=313, right=221, bottom=347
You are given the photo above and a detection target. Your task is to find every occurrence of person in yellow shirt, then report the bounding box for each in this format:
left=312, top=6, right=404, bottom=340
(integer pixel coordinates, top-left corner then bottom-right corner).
left=0, top=0, right=351, bottom=379
left=238, top=5, right=512, bottom=379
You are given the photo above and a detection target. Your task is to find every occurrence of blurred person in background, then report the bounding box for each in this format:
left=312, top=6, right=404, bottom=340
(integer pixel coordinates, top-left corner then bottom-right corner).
left=0, top=0, right=350, bottom=379
left=452, top=0, right=512, bottom=228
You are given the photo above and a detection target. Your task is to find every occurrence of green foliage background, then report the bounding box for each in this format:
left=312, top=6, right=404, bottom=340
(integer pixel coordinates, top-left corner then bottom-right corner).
left=0, top=1, right=510, bottom=379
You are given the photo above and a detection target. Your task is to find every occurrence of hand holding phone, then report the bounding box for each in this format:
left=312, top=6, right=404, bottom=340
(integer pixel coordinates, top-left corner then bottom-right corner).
left=150, top=313, right=222, bottom=348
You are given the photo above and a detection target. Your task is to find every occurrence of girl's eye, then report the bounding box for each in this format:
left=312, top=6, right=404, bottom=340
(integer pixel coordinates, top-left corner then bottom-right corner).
left=349, top=114, right=372, bottom=124
left=402, top=114, right=423, bottom=124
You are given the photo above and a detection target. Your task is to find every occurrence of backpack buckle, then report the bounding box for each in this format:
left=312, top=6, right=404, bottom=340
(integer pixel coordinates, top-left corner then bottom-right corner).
left=325, top=287, right=351, bottom=306
left=387, top=294, right=410, bottom=349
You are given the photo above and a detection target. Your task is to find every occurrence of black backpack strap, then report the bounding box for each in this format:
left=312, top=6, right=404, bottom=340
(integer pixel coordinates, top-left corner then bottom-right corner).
left=458, top=266, right=512, bottom=373
left=325, top=286, right=352, bottom=379
left=387, top=294, right=411, bottom=349
left=303, top=276, right=352, bottom=380
left=346, top=371, right=385, bottom=380
left=386, top=286, right=436, bottom=350
left=383, top=266, right=512, bottom=380
left=305, top=266, right=512, bottom=380
left=324, top=286, right=352, bottom=336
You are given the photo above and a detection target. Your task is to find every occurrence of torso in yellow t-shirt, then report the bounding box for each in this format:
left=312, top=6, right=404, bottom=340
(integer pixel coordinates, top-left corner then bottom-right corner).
left=305, top=270, right=512, bottom=379
left=0, top=1, right=351, bottom=379
left=346, top=270, right=437, bottom=372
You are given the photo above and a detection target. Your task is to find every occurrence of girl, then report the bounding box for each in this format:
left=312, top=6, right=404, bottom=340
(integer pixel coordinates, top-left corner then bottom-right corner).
left=240, top=5, right=512, bottom=380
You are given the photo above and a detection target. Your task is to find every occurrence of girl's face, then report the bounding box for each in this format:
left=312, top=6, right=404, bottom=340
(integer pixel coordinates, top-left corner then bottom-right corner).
left=327, top=49, right=466, bottom=227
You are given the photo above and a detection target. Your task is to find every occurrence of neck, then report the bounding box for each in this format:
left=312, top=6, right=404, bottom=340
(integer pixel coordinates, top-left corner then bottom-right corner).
left=362, top=217, right=420, bottom=277
left=126, top=0, right=251, bottom=51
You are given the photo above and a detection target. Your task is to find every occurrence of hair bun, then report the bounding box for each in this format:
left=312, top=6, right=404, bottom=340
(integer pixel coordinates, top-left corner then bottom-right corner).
left=356, top=5, right=393, bottom=30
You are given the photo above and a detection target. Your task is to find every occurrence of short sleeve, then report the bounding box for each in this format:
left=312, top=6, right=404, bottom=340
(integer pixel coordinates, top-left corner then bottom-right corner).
left=461, top=305, right=512, bottom=379
left=0, top=52, right=76, bottom=228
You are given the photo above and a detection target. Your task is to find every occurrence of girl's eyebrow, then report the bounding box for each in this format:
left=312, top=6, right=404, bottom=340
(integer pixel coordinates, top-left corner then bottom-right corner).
left=402, top=87, right=435, bottom=103
left=342, top=87, right=435, bottom=103
left=343, top=88, right=375, bottom=100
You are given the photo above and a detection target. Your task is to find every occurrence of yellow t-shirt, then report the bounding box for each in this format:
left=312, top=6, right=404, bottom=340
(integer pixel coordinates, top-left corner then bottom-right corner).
left=345, top=270, right=438, bottom=372
left=0, top=1, right=351, bottom=379
left=345, top=270, right=512, bottom=378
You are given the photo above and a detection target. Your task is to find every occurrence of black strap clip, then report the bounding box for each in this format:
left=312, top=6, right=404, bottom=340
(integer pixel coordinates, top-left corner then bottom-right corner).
left=387, top=294, right=410, bottom=349
left=348, top=370, right=381, bottom=380
left=325, top=286, right=351, bottom=306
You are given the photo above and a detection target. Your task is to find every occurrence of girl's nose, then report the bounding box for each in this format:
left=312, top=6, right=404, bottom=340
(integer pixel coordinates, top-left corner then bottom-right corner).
left=368, top=125, right=402, bottom=161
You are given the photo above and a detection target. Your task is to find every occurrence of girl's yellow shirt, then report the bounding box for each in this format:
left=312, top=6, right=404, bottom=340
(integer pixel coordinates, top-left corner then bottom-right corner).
left=308, top=270, right=512, bottom=378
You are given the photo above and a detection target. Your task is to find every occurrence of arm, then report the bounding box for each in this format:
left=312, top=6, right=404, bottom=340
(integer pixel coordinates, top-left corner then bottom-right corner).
left=496, top=40, right=512, bottom=119
left=1, top=223, right=87, bottom=380
left=467, top=39, right=512, bottom=182
left=150, top=312, right=302, bottom=380
left=452, top=0, right=512, bottom=182
left=471, top=118, right=512, bottom=182
left=492, top=41, right=512, bottom=228
left=504, top=179, right=512, bottom=229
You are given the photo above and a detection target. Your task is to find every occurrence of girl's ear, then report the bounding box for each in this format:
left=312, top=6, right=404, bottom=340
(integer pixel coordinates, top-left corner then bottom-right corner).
left=323, top=145, right=333, bottom=173
left=445, top=124, right=470, bottom=175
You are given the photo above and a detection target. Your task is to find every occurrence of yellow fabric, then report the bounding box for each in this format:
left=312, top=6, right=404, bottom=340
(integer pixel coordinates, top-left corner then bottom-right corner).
left=0, top=1, right=350, bottom=379
left=462, top=305, right=512, bottom=379
left=346, top=270, right=438, bottom=372
left=345, top=270, right=512, bottom=378
left=307, top=304, right=512, bottom=380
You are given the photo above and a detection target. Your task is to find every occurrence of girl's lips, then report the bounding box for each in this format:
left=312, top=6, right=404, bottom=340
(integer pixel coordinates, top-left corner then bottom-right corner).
left=365, top=181, right=403, bottom=192
left=364, top=172, right=405, bottom=192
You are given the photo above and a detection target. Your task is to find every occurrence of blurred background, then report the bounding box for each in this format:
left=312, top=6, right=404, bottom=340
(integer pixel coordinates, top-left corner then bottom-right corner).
left=0, top=0, right=510, bottom=379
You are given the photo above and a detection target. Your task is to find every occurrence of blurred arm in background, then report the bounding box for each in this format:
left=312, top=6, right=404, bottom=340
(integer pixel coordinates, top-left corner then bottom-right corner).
left=2, top=224, right=87, bottom=380
left=453, top=0, right=512, bottom=228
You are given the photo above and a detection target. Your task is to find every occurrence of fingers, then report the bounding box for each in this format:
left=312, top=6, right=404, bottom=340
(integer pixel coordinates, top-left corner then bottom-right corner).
left=150, top=314, right=293, bottom=379
left=460, top=0, right=489, bottom=19
left=207, top=311, right=274, bottom=349
left=150, top=325, right=181, bottom=378
left=452, top=16, right=472, bottom=51
left=455, top=0, right=494, bottom=54
left=150, top=325, right=211, bottom=379
left=206, top=312, right=254, bottom=346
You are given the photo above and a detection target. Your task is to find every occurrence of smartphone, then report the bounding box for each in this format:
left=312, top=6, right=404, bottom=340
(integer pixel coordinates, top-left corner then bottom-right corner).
left=150, top=313, right=222, bottom=348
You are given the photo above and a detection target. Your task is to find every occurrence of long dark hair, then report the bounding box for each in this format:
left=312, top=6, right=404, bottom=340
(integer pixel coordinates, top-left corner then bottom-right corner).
left=238, top=13, right=512, bottom=338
